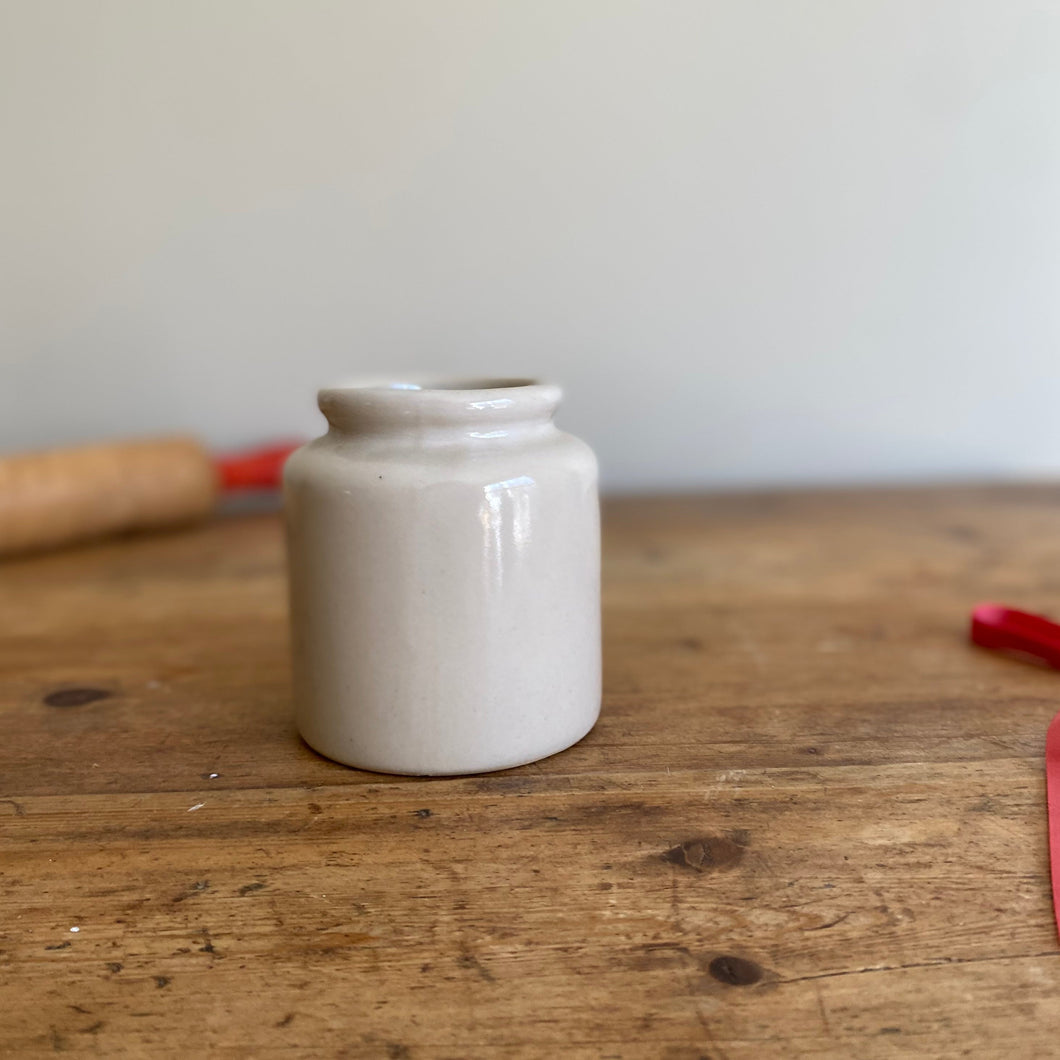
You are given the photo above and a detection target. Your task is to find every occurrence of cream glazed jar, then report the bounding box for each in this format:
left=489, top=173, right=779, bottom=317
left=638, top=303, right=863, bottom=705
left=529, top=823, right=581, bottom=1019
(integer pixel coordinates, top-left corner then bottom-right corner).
left=283, top=378, right=601, bottom=775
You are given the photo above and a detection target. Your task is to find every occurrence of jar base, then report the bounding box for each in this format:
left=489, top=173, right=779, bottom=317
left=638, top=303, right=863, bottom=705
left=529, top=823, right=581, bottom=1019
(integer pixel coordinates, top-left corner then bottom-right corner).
left=298, top=711, right=600, bottom=777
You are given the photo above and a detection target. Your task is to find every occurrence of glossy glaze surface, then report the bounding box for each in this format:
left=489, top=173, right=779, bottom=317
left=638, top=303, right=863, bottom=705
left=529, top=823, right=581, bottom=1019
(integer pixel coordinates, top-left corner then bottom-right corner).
left=284, top=379, right=601, bottom=775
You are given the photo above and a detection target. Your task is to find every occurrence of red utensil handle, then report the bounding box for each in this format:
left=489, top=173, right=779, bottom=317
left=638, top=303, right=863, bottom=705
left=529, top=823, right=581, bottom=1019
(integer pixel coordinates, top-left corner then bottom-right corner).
left=970, top=603, right=1060, bottom=669
left=970, top=602, right=1060, bottom=942
left=215, top=441, right=301, bottom=491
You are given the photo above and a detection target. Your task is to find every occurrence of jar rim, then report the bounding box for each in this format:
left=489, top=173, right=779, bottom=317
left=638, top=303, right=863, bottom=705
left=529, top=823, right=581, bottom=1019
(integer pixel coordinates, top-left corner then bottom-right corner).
left=318, top=377, right=562, bottom=432
left=323, top=376, right=546, bottom=394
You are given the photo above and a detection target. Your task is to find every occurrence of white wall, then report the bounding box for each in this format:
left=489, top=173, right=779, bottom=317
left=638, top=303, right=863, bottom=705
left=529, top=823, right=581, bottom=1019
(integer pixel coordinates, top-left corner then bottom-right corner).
left=2, top=1, right=1059, bottom=491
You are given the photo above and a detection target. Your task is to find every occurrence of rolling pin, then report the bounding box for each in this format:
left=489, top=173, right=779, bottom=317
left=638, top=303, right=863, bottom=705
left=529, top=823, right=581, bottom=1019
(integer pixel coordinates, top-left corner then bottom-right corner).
left=0, top=436, right=300, bottom=558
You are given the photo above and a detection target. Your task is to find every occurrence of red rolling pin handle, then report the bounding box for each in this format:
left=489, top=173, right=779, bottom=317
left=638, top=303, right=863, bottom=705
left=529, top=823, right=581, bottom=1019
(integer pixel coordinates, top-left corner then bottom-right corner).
left=216, top=441, right=302, bottom=491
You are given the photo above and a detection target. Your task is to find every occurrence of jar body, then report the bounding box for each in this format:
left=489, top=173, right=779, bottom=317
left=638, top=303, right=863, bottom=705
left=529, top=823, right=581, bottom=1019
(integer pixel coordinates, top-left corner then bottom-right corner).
left=284, top=380, right=600, bottom=775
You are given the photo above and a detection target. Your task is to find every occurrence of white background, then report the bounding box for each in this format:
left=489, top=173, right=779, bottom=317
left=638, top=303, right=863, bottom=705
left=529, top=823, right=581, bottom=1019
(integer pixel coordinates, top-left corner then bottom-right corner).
left=2, top=1, right=1058, bottom=491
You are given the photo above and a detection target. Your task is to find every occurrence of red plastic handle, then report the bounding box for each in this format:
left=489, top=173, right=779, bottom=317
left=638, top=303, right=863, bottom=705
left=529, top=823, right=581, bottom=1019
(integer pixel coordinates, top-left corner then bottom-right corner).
left=970, top=603, right=1060, bottom=669
left=215, top=441, right=302, bottom=492
left=1049, top=715, right=1060, bottom=943
left=970, top=602, right=1060, bottom=942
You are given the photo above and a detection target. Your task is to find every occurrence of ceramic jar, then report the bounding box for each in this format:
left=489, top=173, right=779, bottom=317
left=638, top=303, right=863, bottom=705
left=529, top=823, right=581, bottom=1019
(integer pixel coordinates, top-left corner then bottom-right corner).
left=283, top=378, right=601, bottom=775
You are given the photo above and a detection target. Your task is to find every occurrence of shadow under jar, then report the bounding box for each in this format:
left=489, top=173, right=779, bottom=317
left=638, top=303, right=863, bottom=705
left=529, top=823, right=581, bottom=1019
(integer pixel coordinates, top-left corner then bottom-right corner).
left=283, top=378, right=601, bottom=775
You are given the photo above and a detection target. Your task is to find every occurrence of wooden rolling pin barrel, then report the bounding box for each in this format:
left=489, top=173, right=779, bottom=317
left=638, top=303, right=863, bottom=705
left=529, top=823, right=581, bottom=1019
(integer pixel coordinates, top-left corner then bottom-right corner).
left=0, top=436, right=298, bottom=557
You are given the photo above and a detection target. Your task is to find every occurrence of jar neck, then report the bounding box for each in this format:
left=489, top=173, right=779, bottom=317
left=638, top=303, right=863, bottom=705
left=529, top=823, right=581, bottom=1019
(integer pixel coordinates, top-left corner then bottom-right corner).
left=318, top=378, right=562, bottom=444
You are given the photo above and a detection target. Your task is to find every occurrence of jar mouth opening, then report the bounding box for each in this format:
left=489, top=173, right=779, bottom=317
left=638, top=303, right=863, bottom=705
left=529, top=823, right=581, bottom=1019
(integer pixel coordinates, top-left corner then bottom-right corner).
left=329, top=376, right=541, bottom=394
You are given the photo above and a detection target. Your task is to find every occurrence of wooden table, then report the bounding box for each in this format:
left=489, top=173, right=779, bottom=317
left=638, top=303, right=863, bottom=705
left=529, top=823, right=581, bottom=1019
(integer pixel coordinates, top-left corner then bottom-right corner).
left=2, top=486, right=1059, bottom=1058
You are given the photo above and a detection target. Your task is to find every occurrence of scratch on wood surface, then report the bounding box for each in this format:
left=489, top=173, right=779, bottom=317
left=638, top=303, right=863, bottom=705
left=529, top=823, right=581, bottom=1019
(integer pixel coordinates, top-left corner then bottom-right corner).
left=815, top=984, right=834, bottom=1038
left=457, top=948, right=495, bottom=983
left=779, top=950, right=1060, bottom=986
left=807, top=911, right=853, bottom=932
left=669, top=872, right=686, bottom=934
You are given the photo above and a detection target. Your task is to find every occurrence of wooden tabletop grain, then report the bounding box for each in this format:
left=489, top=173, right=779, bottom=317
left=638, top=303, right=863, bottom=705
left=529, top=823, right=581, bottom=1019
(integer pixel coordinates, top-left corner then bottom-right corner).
left=2, top=486, right=1060, bottom=1058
